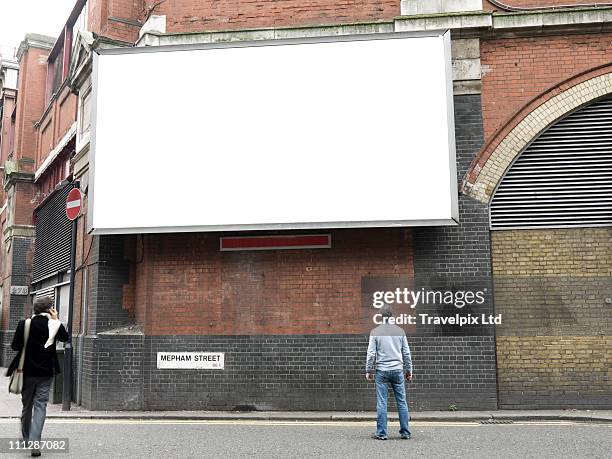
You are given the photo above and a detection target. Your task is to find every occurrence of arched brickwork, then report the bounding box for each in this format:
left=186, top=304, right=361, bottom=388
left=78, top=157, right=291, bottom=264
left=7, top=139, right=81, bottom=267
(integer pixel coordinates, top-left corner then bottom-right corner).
left=463, top=68, right=612, bottom=203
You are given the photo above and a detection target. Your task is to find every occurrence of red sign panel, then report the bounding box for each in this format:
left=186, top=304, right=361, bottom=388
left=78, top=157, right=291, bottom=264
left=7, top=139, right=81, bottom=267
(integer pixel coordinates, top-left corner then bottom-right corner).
left=65, top=188, right=82, bottom=221
left=220, top=234, right=331, bottom=251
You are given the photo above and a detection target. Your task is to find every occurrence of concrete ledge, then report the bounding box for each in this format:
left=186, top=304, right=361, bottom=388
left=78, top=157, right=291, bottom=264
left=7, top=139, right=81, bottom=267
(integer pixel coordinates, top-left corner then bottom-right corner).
left=401, top=0, right=483, bottom=17
left=138, top=7, right=612, bottom=48
left=492, top=7, right=612, bottom=31
left=137, top=22, right=395, bottom=47
left=395, top=7, right=612, bottom=36
left=395, top=12, right=492, bottom=34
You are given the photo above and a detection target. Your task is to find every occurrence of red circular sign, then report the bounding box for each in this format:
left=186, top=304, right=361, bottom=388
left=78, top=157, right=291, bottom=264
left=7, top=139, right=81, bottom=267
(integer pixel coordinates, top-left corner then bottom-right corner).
left=65, top=188, right=82, bottom=221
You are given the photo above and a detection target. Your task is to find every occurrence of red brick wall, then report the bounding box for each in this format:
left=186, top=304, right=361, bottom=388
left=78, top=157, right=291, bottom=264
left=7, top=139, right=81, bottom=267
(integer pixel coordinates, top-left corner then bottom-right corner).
left=88, top=0, right=142, bottom=43
left=12, top=181, right=37, bottom=226
left=57, top=88, right=77, bottom=143
left=130, top=229, right=412, bottom=335
left=35, top=86, right=77, bottom=169
left=39, top=119, right=54, bottom=163
left=480, top=33, right=612, bottom=138
left=87, top=0, right=108, bottom=42
left=14, top=47, right=50, bottom=161
left=144, top=0, right=399, bottom=33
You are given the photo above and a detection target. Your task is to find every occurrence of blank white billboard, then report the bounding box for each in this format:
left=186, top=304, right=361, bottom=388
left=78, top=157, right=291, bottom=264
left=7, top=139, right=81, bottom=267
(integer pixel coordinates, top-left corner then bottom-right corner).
left=89, top=31, right=458, bottom=234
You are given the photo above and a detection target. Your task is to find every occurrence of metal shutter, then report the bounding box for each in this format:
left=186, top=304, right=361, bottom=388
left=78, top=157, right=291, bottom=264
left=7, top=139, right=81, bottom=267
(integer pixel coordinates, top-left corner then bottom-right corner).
left=32, top=182, right=75, bottom=282
left=490, top=96, right=612, bottom=230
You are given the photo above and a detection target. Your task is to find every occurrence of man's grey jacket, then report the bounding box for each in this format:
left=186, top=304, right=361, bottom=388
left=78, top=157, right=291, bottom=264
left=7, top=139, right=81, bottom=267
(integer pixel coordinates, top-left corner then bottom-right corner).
left=365, top=323, right=413, bottom=373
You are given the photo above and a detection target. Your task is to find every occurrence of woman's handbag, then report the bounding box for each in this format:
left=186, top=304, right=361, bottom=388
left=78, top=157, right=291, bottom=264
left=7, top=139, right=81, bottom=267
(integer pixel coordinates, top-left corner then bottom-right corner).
left=8, top=319, right=31, bottom=394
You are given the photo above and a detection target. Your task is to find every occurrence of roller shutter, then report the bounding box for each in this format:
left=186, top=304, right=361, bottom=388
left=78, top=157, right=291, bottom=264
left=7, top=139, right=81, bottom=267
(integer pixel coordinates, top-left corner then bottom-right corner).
left=491, top=96, right=612, bottom=230
left=32, top=181, right=75, bottom=283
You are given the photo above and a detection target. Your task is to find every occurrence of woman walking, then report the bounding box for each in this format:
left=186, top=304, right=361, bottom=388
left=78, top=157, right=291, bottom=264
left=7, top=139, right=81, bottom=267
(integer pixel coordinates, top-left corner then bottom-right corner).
left=7, top=296, right=68, bottom=457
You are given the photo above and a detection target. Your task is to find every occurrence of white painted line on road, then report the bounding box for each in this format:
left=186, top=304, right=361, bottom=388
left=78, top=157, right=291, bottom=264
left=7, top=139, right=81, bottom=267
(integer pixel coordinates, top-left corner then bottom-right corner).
left=1, top=419, right=478, bottom=427
left=0, top=418, right=608, bottom=427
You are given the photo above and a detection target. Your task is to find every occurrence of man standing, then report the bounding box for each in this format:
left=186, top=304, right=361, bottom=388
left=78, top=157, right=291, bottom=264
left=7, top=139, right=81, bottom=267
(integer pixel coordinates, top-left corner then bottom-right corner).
left=365, top=305, right=413, bottom=440
left=8, top=296, right=68, bottom=457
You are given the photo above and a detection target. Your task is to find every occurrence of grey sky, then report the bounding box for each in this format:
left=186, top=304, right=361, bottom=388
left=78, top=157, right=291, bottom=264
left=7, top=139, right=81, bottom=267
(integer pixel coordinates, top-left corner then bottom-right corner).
left=0, top=0, right=76, bottom=58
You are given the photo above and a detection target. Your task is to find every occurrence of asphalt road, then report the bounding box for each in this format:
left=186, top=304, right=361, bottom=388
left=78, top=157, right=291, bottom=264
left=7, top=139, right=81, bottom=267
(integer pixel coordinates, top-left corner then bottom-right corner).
left=0, top=419, right=610, bottom=458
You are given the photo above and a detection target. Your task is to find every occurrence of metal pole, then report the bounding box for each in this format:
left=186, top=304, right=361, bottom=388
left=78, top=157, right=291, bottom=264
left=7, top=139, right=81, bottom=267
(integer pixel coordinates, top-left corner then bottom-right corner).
left=62, top=184, right=79, bottom=411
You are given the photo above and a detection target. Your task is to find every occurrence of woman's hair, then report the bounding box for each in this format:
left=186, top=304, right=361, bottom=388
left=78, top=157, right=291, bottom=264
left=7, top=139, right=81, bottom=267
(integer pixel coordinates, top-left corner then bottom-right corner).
left=33, top=296, right=54, bottom=315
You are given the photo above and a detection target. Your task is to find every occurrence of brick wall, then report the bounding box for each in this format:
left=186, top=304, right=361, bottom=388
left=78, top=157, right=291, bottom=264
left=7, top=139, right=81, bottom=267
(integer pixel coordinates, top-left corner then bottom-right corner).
left=414, top=94, right=494, bottom=338
left=414, top=95, right=491, bottom=284
left=56, top=88, right=75, bottom=141
left=133, top=228, right=412, bottom=336
left=0, top=236, right=34, bottom=366
left=87, top=0, right=142, bottom=43
left=76, top=94, right=499, bottom=411
left=78, top=333, right=144, bottom=410
left=14, top=47, right=49, bottom=162
left=87, top=235, right=132, bottom=333
left=146, top=0, right=399, bottom=33
left=497, top=336, right=611, bottom=409
left=480, top=34, right=612, bottom=138
left=492, top=228, right=612, bottom=409
left=79, top=334, right=496, bottom=411
left=35, top=86, right=77, bottom=169
left=12, top=181, right=36, bottom=226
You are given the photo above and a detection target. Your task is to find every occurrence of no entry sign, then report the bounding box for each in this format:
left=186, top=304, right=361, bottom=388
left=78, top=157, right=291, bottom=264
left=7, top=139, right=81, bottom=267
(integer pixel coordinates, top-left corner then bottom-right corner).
left=66, top=188, right=82, bottom=220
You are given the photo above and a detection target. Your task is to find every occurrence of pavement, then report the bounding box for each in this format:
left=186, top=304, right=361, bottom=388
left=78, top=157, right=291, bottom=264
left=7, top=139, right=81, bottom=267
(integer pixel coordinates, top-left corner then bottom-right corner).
left=1, top=368, right=611, bottom=423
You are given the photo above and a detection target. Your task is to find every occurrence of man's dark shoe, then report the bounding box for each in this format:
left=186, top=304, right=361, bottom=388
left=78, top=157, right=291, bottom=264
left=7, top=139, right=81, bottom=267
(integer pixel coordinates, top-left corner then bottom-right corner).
left=372, top=434, right=388, bottom=440
left=31, top=449, right=41, bottom=457
left=400, top=433, right=412, bottom=440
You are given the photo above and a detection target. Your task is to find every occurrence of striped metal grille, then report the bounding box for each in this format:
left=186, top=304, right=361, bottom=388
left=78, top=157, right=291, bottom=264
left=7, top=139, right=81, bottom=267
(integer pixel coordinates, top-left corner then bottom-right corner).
left=490, top=96, right=612, bottom=230
left=32, top=182, right=75, bottom=283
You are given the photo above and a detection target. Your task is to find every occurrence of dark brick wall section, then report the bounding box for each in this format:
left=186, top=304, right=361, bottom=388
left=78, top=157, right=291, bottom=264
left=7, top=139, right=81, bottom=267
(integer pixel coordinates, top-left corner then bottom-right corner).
left=8, top=237, right=34, bottom=330
left=413, top=95, right=495, bottom=338
left=414, top=95, right=491, bottom=279
left=1, top=236, right=34, bottom=366
left=88, top=235, right=132, bottom=333
left=78, top=334, right=144, bottom=410
left=81, top=334, right=496, bottom=411
left=75, top=337, right=96, bottom=408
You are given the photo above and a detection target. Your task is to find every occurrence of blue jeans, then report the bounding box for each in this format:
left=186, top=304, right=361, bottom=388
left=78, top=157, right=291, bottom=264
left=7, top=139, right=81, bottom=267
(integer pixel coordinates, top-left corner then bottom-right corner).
left=375, top=369, right=410, bottom=438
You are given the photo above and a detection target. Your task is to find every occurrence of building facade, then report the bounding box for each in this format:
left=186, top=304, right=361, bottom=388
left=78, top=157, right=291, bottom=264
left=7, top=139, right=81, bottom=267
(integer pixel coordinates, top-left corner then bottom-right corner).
left=0, top=0, right=610, bottom=411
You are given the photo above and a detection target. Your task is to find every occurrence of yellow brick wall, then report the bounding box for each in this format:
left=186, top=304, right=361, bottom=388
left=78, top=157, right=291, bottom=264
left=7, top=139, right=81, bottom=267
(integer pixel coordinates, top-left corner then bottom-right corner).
left=492, top=228, right=612, bottom=408
left=492, top=228, right=612, bottom=277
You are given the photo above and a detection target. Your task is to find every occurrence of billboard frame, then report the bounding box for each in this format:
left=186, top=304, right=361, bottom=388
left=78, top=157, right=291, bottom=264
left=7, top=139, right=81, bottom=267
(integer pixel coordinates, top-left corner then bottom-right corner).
left=88, top=30, right=458, bottom=235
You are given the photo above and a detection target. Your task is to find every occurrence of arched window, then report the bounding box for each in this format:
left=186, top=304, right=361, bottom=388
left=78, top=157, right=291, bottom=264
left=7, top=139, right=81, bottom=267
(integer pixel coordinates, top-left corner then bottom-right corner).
left=490, top=96, right=612, bottom=230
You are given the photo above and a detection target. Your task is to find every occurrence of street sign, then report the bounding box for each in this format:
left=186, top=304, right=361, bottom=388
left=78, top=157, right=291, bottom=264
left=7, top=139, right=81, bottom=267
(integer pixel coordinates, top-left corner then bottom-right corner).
left=65, top=188, right=82, bottom=220
left=157, top=352, right=225, bottom=369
